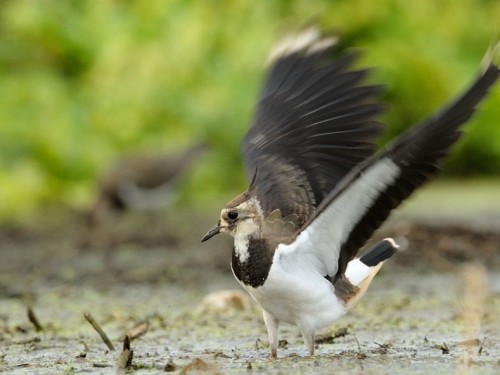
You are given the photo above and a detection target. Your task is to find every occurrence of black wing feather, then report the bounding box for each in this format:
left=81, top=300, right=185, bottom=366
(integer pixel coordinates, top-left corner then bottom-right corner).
left=243, top=33, right=385, bottom=225
left=327, top=61, right=499, bottom=279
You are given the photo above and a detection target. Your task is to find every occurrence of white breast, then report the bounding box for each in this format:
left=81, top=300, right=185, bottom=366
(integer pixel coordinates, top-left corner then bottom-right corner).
left=242, top=249, right=347, bottom=331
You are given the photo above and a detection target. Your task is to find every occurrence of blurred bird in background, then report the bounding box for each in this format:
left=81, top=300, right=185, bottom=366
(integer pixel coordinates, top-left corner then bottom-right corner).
left=81, top=142, right=207, bottom=246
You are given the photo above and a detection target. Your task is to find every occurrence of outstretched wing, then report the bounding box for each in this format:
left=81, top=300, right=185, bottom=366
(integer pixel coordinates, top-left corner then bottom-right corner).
left=243, top=29, right=385, bottom=226
left=279, top=47, right=499, bottom=281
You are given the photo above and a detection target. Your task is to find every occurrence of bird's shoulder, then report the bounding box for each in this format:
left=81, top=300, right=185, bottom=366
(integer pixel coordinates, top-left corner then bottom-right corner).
left=262, top=209, right=301, bottom=246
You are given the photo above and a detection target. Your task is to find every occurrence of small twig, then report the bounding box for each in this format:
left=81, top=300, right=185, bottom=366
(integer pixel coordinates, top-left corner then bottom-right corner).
left=27, top=306, right=43, bottom=332
left=437, top=342, right=450, bottom=354
left=355, top=336, right=361, bottom=351
left=80, top=340, right=90, bottom=352
left=116, top=335, right=133, bottom=373
left=315, top=327, right=349, bottom=344
left=84, top=312, right=115, bottom=351
left=15, top=336, right=41, bottom=345
left=93, top=363, right=112, bottom=368
left=78, top=340, right=89, bottom=359
left=123, top=321, right=148, bottom=342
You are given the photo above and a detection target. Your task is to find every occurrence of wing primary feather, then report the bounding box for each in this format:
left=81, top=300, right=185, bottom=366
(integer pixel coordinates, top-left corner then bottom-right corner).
left=302, top=58, right=499, bottom=281
left=243, top=31, right=386, bottom=225
left=300, top=85, right=385, bottom=118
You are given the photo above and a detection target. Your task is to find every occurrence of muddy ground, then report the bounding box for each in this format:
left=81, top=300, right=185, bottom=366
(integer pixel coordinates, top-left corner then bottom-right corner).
left=0, top=180, right=499, bottom=374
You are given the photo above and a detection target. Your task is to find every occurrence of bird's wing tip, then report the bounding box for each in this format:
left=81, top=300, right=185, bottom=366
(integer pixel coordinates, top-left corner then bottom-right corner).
left=492, top=40, right=500, bottom=68
left=481, top=38, right=500, bottom=71
left=266, top=26, right=338, bottom=66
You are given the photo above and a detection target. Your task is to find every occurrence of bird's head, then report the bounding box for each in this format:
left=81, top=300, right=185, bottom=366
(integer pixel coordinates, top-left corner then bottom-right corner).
left=201, top=192, right=264, bottom=242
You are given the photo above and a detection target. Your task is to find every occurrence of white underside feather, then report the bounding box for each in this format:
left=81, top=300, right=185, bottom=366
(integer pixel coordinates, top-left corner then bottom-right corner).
left=235, top=157, right=401, bottom=341
left=280, top=157, right=400, bottom=278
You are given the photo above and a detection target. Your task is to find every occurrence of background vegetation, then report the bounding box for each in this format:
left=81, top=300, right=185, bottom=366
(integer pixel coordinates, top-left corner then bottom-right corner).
left=0, top=0, right=499, bottom=222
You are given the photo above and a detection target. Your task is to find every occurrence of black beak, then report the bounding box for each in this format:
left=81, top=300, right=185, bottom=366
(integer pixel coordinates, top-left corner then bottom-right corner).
left=201, top=224, right=221, bottom=242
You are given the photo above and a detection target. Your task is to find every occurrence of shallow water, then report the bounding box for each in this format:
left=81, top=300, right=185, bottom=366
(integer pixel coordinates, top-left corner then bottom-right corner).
left=1, top=264, right=499, bottom=374
left=1, top=180, right=500, bottom=374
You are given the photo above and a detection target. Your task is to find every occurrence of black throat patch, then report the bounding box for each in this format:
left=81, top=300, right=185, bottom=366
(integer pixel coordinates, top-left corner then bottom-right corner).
left=231, top=238, right=274, bottom=288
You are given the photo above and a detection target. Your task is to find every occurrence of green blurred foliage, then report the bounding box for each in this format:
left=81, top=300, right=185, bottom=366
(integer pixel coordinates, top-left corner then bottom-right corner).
left=0, top=0, right=499, bottom=222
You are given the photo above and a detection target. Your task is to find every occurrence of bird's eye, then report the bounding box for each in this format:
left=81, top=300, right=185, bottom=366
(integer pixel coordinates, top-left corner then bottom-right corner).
left=227, top=211, right=238, bottom=220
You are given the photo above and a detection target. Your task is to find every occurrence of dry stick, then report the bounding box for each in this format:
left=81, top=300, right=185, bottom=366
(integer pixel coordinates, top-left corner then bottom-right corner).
left=84, top=312, right=115, bottom=351
left=125, top=321, right=148, bottom=341
left=116, top=335, right=133, bottom=372
left=27, top=306, right=43, bottom=331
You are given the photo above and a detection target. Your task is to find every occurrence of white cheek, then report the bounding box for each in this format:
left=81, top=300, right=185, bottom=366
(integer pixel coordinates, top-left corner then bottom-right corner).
left=237, top=219, right=259, bottom=237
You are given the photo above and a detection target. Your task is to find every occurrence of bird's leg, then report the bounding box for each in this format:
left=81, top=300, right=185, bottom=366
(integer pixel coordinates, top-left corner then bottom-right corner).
left=300, top=327, right=315, bottom=356
left=263, top=310, right=280, bottom=358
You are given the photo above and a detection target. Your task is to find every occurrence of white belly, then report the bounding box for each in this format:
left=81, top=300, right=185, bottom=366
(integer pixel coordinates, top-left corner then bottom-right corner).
left=241, top=259, right=347, bottom=331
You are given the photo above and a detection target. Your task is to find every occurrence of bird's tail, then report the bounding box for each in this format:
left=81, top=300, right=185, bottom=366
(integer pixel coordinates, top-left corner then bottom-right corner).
left=343, top=238, right=398, bottom=308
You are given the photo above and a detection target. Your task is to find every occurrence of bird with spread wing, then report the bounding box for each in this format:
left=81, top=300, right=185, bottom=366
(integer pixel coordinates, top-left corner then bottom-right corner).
left=202, top=28, right=499, bottom=357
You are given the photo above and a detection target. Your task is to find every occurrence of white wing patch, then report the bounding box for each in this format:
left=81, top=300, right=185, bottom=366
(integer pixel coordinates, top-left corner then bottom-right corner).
left=279, top=157, right=401, bottom=277
left=266, top=27, right=338, bottom=66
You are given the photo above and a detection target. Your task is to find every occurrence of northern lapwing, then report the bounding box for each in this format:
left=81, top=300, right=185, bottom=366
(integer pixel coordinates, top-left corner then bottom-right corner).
left=87, top=142, right=206, bottom=227
left=202, top=29, right=499, bottom=357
